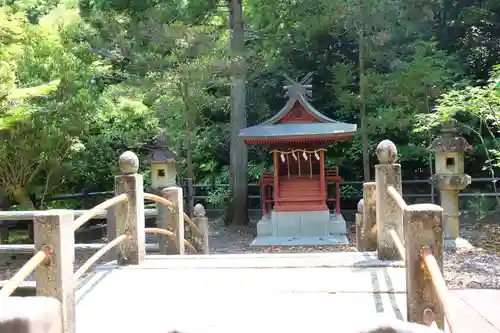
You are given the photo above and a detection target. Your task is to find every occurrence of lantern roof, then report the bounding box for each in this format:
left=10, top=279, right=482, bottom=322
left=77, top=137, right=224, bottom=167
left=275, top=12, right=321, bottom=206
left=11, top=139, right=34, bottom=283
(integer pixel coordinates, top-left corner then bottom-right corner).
left=428, top=122, right=473, bottom=153
left=147, top=136, right=177, bottom=163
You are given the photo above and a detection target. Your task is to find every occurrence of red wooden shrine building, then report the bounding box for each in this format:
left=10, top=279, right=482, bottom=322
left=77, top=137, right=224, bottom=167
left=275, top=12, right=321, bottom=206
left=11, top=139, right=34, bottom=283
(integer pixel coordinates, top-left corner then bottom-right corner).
left=239, top=76, right=357, bottom=245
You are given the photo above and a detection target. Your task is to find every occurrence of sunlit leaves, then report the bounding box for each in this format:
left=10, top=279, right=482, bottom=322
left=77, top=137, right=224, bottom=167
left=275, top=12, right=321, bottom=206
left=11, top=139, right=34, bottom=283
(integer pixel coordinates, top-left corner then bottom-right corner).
left=0, top=5, right=108, bottom=204
left=415, top=66, right=500, bottom=133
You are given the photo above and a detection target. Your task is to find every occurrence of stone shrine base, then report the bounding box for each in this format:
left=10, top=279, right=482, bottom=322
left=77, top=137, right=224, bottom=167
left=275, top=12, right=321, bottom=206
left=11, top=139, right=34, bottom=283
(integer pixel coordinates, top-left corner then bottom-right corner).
left=445, top=237, right=474, bottom=251
left=251, top=235, right=348, bottom=247
left=251, top=210, right=348, bottom=247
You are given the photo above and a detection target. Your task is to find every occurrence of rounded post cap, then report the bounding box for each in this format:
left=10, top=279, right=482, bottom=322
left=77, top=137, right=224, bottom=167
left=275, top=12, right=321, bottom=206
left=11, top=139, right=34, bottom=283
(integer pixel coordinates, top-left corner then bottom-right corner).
left=376, top=139, right=398, bottom=164
left=193, top=203, right=206, bottom=217
left=119, top=151, right=139, bottom=174
left=357, top=199, right=364, bottom=213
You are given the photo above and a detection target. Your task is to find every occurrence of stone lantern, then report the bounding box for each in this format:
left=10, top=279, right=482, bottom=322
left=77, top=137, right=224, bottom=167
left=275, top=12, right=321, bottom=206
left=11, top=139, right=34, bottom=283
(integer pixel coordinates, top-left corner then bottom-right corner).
left=147, top=138, right=178, bottom=189
left=429, top=122, right=473, bottom=250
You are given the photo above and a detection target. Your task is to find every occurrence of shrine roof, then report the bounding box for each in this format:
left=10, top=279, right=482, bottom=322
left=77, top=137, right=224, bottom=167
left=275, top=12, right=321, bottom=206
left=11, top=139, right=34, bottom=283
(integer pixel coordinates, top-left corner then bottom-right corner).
left=239, top=75, right=357, bottom=143
left=239, top=122, right=357, bottom=142
left=239, top=91, right=357, bottom=142
left=262, top=94, right=338, bottom=125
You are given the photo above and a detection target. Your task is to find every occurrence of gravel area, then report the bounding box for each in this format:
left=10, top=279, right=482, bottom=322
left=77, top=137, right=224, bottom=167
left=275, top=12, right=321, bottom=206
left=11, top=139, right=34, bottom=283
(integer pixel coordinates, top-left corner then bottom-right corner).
left=205, top=218, right=500, bottom=290
left=1, top=219, right=499, bottom=290
left=0, top=253, right=109, bottom=282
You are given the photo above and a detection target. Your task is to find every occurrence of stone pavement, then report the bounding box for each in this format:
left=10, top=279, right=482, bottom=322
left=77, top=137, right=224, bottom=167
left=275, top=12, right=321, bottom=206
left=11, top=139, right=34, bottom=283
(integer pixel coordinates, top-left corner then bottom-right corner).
left=451, top=289, right=499, bottom=332
left=74, top=252, right=499, bottom=333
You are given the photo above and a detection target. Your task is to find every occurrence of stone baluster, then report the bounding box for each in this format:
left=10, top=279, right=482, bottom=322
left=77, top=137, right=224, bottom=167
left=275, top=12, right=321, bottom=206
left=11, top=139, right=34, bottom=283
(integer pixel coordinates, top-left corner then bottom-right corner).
left=355, top=199, right=363, bottom=251
left=193, top=203, right=210, bottom=254
left=115, top=151, right=146, bottom=265
left=404, top=204, right=444, bottom=328
left=34, top=210, right=75, bottom=333
left=155, top=189, right=169, bottom=255
left=375, top=140, right=404, bottom=260
left=105, top=207, right=117, bottom=261
left=162, top=186, right=185, bottom=255
left=362, top=182, right=377, bottom=251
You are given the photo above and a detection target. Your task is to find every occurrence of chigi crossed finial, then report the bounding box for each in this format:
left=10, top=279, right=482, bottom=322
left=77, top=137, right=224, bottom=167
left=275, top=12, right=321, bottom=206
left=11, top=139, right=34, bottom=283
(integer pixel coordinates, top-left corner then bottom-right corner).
left=282, top=72, right=313, bottom=101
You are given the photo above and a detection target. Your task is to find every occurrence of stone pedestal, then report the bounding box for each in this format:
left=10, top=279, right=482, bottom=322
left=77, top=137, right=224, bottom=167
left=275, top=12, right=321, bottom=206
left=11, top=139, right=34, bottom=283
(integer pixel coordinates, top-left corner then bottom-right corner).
left=440, top=189, right=473, bottom=250
left=431, top=173, right=472, bottom=250
left=251, top=210, right=348, bottom=247
left=440, top=189, right=460, bottom=239
left=374, top=139, right=403, bottom=261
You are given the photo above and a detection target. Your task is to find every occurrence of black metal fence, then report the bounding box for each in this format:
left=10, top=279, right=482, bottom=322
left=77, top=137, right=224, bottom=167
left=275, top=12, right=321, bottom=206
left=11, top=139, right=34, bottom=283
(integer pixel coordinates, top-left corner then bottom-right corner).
left=37, top=178, right=500, bottom=219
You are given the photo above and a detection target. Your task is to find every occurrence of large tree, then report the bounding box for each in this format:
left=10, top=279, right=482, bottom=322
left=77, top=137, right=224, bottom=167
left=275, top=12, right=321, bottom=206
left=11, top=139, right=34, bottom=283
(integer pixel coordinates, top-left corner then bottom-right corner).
left=227, top=0, right=248, bottom=224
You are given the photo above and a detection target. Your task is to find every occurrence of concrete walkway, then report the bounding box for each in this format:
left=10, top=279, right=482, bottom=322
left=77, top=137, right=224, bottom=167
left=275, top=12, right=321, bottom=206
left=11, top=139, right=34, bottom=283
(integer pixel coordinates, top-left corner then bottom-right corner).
left=74, top=252, right=499, bottom=333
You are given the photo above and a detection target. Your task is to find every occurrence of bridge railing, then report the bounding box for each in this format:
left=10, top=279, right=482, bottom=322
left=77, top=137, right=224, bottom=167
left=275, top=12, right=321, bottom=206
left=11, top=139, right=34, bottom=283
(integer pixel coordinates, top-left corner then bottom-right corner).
left=0, top=151, right=209, bottom=333
left=356, top=139, right=454, bottom=332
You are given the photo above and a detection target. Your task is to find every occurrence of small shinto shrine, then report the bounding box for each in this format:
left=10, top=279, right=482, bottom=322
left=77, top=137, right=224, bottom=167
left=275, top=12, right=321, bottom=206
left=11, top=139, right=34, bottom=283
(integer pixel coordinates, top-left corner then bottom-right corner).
left=239, top=75, right=357, bottom=246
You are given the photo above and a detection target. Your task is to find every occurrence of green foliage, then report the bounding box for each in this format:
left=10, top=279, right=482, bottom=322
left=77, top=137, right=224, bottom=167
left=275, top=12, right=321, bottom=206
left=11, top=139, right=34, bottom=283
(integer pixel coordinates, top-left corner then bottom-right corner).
left=415, top=65, right=500, bottom=183
left=0, top=6, right=97, bottom=205
left=205, top=161, right=261, bottom=206
left=0, top=0, right=61, bottom=22
left=415, top=67, right=500, bottom=132
left=1, top=0, right=499, bottom=212
left=66, top=83, right=160, bottom=190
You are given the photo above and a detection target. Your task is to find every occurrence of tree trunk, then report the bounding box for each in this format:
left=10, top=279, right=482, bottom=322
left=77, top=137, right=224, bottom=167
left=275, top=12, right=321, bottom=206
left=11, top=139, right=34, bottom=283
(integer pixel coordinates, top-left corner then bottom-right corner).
left=227, top=0, right=248, bottom=225
left=185, top=118, right=195, bottom=217
left=12, top=186, right=36, bottom=242
left=359, top=0, right=371, bottom=181
left=178, top=81, right=196, bottom=217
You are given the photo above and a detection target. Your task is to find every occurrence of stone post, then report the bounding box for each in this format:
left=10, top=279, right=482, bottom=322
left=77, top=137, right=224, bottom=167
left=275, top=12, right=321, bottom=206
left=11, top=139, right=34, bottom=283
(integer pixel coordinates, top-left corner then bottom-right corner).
left=156, top=195, right=169, bottom=255
left=363, top=182, right=377, bottom=251
left=105, top=207, right=117, bottom=261
left=429, top=122, right=473, bottom=250
left=34, top=210, right=75, bottom=333
left=375, top=139, right=403, bottom=260
left=193, top=203, right=209, bottom=254
left=404, top=203, right=444, bottom=328
left=163, top=186, right=185, bottom=255
left=115, top=151, right=146, bottom=265
left=0, top=297, right=63, bottom=333
left=355, top=199, right=363, bottom=251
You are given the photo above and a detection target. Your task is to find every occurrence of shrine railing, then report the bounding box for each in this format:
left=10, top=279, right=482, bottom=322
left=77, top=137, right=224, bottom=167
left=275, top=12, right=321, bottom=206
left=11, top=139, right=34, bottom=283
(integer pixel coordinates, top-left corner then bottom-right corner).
left=355, top=139, right=455, bottom=332
left=0, top=151, right=209, bottom=332
left=324, top=168, right=339, bottom=178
